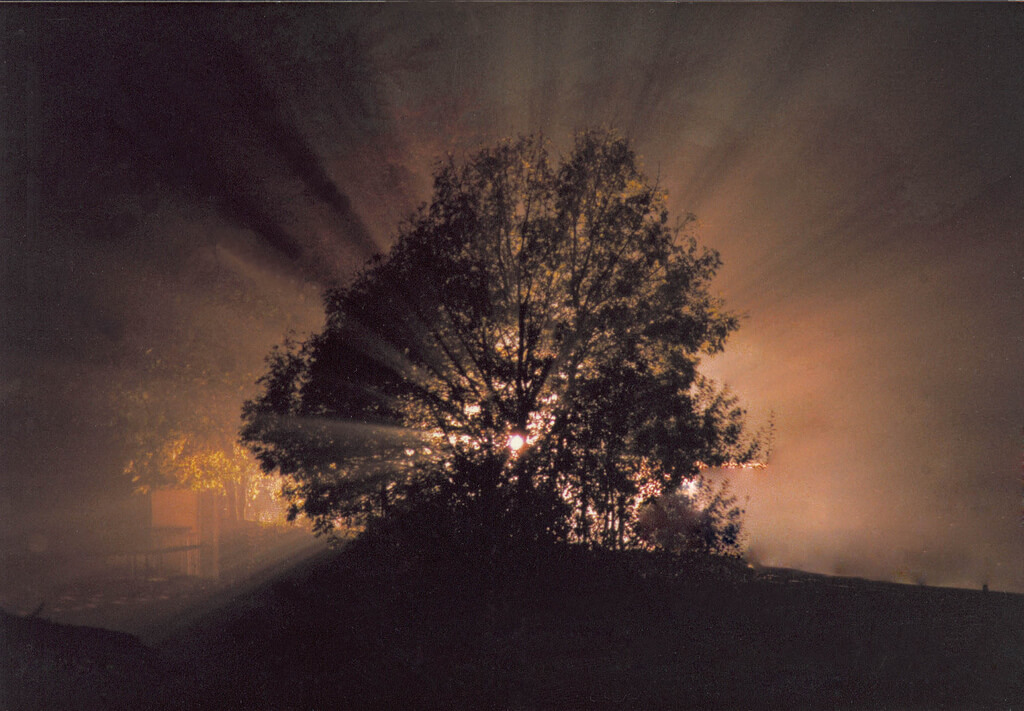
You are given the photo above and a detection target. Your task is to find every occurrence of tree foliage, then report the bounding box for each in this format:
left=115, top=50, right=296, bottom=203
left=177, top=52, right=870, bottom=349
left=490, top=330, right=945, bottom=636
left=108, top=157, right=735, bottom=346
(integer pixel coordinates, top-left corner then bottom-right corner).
left=115, top=354, right=281, bottom=523
left=124, top=424, right=277, bottom=523
left=241, top=131, right=760, bottom=544
left=634, top=476, right=746, bottom=557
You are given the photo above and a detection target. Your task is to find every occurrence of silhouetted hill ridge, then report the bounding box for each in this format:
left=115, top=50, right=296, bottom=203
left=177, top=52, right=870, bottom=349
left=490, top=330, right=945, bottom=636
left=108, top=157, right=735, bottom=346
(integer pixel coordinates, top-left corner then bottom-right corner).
left=5, top=543, right=1023, bottom=709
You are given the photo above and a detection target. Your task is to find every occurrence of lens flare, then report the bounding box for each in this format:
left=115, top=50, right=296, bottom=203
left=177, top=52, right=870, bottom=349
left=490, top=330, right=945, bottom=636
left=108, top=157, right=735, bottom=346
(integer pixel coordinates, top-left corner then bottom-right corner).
left=508, top=434, right=525, bottom=453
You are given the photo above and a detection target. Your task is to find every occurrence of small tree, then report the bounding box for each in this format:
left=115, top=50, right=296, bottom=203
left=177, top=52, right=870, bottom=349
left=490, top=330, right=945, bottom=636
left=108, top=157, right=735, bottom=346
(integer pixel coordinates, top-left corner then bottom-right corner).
left=634, top=476, right=746, bottom=557
left=242, top=131, right=760, bottom=544
left=115, top=366, right=281, bottom=524
left=124, top=432, right=263, bottom=523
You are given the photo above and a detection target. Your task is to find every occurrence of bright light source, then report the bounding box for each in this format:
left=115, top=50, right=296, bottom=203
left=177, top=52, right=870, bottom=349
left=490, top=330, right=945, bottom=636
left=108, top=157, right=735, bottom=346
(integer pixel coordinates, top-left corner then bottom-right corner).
left=508, top=433, right=525, bottom=452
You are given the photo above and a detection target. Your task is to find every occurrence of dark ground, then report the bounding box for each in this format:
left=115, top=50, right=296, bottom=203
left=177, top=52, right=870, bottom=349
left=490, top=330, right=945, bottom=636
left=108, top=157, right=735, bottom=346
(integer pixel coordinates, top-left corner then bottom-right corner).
left=4, top=541, right=1023, bottom=710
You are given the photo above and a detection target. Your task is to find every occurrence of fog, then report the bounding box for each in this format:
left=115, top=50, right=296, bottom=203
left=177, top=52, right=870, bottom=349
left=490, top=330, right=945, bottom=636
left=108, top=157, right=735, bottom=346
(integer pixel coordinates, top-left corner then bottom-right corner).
left=1, top=4, right=1021, bottom=602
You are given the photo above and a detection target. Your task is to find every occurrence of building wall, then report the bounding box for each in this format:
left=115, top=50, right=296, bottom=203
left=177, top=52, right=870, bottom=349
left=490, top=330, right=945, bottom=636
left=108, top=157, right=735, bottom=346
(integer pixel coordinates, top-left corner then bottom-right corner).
left=150, top=489, right=219, bottom=578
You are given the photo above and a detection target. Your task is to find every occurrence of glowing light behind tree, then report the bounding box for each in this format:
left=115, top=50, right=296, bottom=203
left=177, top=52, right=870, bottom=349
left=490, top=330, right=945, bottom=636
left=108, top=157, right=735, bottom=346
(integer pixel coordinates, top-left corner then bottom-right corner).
left=242, top=131, right=763, bottom=544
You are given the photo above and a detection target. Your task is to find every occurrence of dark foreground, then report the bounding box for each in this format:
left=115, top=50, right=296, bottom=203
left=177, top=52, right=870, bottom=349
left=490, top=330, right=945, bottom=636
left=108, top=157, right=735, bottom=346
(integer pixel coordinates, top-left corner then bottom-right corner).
left=4, top=541, right=1023, bottom=710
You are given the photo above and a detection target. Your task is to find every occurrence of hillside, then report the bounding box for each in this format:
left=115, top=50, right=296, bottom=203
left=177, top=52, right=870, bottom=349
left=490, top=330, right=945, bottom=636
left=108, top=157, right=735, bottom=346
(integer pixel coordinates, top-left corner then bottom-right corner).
left=5, top=542, right=1024, bottom=709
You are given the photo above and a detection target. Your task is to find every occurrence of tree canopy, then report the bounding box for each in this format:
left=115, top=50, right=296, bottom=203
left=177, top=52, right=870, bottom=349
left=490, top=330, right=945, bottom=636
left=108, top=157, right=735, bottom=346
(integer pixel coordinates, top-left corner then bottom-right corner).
left=241, top=131, right=760, bottom=546
left=116, top=349, right=281, bottom=524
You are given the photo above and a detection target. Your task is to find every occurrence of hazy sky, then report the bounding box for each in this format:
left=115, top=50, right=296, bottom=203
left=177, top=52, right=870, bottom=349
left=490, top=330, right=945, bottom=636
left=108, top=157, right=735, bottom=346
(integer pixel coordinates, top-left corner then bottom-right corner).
left=2, top=4, right=1022, bottom=590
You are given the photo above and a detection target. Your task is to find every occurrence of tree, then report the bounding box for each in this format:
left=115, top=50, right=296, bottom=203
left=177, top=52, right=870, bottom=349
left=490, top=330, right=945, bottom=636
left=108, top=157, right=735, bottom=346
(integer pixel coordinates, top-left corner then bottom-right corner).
left=241, top=131, right=760, bottom=544
left=115, top=351, right=282, bottom=525
left=124, top=430, right=264, bottom=524
left=634, top=476, right=746, bottom=557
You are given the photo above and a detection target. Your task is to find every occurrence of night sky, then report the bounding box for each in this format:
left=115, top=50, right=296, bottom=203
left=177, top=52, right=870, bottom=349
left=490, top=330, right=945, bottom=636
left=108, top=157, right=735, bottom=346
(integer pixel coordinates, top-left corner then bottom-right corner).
left=2, top=4, right=1022, bottom=590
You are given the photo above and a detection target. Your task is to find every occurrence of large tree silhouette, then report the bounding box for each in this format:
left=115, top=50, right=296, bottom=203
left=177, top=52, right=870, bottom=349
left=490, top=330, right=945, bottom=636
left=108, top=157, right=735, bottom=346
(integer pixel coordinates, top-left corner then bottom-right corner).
left=241, top=131, right=760, bottom=544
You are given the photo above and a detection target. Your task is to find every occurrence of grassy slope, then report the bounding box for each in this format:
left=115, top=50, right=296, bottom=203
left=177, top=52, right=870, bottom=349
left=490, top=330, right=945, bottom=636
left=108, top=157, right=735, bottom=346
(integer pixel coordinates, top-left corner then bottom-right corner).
left=152, top=542, right=1024, bottom=710
left=1, top=611, right=179, bottom=711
